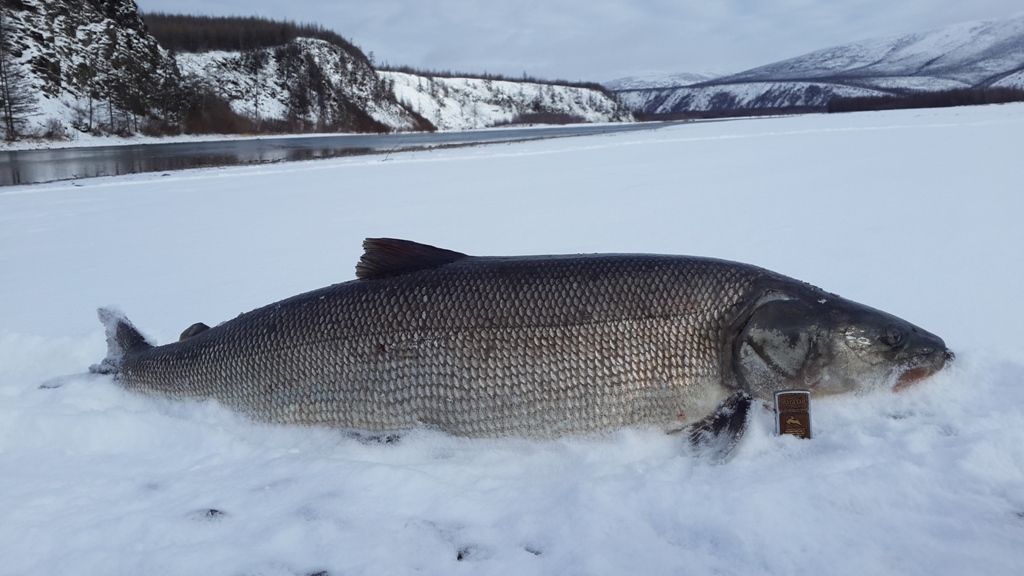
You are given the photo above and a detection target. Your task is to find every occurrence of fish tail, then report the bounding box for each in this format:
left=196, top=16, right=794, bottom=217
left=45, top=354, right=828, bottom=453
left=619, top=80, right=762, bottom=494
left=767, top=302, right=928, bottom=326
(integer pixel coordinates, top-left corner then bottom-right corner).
left=90, top=307, right=153, bottom=374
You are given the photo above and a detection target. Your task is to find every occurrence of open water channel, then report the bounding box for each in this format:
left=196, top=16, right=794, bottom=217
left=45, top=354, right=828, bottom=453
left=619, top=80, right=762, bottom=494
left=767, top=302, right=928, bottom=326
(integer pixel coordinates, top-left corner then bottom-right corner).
left=0, top=122, right=676, bottom=186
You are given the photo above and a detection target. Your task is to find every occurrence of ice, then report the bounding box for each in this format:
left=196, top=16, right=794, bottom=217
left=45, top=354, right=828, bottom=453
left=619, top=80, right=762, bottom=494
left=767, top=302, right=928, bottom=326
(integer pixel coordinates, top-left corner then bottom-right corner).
left=1, top=103, right=1023, bottom=575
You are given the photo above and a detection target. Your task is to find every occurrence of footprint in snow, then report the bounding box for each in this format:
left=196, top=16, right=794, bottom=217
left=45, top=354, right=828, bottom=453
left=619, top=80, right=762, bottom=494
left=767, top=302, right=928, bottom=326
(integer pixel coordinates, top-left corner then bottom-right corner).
left=188, top=508, right=227, bottom=521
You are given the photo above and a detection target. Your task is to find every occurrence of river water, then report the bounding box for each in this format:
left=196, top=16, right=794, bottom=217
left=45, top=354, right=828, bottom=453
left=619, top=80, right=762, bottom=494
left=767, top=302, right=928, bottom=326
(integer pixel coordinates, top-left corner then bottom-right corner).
left=0, top=123, right=675, bottom=186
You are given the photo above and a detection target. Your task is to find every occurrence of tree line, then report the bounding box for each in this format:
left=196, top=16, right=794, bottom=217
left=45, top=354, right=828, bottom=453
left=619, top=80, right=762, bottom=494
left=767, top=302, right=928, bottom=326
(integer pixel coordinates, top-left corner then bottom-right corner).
left=379, top=64, right=613, bottom=97
left=141, top=12, right=368, bottom=63
left=0, top=8, right=37, bottom=140
left=827, top=87, right=1024, bottom=113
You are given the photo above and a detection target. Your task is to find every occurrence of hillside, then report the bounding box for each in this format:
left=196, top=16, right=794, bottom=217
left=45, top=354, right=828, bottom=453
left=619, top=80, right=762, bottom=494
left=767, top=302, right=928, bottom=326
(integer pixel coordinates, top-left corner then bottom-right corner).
left=175, top=39, right=427, bottom=133
left=0, top=0, right=181, bottom=138
left=724, top=14, right=1024, bottom=88
left=619, top=13, right=1024, bottom=116
left=142, top=12, right=364, bottom=56
left=383, top=71, right=631, bottom=130
left=603, top=72, right=718, bottom=91
left=1, top=2, right=629, bottom=141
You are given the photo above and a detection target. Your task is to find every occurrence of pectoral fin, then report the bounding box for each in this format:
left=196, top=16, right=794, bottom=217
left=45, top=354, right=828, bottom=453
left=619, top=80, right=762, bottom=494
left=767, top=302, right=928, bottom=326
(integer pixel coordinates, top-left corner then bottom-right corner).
left=687, top=392, right=752, bottom=463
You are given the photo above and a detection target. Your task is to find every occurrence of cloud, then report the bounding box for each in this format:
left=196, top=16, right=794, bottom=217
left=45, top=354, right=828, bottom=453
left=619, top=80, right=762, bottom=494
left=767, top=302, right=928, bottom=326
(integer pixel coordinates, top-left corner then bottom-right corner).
left=136, top=0, right=1022, bottom=80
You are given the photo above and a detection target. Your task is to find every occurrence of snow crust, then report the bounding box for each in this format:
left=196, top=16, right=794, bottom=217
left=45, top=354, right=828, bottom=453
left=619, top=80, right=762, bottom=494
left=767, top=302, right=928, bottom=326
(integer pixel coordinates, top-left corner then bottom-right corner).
left=2, top=104, right=1023, bottom=575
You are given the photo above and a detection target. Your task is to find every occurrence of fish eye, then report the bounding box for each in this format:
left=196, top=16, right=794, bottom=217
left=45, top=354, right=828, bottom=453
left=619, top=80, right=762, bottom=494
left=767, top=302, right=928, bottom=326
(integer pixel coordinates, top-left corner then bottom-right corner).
left=880, top=327, right=905, bottom=348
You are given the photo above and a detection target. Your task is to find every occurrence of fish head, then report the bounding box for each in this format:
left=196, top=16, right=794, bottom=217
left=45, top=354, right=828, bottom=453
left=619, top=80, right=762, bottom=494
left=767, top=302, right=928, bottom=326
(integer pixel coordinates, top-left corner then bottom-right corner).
left=731, top=288, right=952, bottom=399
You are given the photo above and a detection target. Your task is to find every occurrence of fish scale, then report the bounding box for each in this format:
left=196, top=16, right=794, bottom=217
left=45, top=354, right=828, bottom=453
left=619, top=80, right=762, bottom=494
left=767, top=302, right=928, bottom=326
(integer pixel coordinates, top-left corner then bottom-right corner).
left=111, top=251, right=770, bottom=436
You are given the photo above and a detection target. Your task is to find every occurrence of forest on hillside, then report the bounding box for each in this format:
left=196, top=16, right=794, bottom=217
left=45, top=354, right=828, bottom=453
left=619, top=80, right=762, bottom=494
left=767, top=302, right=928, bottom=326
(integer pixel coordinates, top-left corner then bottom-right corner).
left=142, top=12, right=368, bottom=61
left=827, top=87, right=1024, bottom=113
left=379, top=64, right=612, bottom=95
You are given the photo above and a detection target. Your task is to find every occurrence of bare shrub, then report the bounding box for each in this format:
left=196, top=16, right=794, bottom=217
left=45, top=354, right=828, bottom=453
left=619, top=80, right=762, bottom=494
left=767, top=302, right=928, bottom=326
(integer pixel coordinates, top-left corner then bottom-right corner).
left=42, top=118, right=66, bottom=140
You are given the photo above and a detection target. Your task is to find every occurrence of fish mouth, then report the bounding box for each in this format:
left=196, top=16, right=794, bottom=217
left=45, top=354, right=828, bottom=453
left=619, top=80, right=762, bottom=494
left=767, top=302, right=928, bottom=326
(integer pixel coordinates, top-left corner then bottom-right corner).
left=893, top=349, right=954, bottom=392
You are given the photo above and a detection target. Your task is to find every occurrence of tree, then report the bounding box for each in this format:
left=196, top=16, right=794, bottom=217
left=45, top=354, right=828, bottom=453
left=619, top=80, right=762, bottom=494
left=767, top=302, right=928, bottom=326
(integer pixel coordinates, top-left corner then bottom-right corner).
left=240, top=48, right=268, bottom=130
left=0, top=9, right=37, bottom=140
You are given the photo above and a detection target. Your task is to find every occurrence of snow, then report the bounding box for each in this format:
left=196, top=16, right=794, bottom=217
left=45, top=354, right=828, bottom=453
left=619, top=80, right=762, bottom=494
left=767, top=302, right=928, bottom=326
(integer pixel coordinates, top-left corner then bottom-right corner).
left=993, top=70, right=1024, bottom=89
left=2, top=103, right=1024, bottom=575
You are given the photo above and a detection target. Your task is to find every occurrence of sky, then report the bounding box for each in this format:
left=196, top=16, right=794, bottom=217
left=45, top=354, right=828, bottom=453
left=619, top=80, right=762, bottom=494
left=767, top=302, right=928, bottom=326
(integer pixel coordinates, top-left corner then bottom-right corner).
left=136, top=0, right=1022, bottom=81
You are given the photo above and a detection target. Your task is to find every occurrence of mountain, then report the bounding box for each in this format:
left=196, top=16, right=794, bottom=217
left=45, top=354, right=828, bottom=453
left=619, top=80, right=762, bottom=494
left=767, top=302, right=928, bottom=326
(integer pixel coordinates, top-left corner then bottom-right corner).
left=619, top=13, right=1024, bottom=116
left=724, top=14, right=1024, bottom=88
left=603, top=72, right=719, bottom=91
left=618, top=82, right=882, bottom=116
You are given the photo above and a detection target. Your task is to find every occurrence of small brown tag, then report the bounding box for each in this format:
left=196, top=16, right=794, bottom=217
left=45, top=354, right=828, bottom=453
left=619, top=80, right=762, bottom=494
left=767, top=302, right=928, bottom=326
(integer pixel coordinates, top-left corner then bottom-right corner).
left=775, top=390, right=812, bottom=439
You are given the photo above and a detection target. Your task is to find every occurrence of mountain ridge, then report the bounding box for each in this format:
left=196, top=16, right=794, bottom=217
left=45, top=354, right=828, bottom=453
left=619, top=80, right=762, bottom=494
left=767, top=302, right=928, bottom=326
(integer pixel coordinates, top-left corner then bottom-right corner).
left=618, top=13, right=1024, bottom=116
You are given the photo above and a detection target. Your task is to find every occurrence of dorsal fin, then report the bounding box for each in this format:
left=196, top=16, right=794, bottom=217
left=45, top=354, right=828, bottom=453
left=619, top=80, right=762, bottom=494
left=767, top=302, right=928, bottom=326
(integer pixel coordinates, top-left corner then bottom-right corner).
left=356, top=238, right=468, bottom=280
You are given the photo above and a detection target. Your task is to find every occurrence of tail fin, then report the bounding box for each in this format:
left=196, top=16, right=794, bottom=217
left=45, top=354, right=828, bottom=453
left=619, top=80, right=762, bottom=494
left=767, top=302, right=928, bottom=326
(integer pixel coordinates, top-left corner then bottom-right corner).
left=90, top=307, right=154, bottom=374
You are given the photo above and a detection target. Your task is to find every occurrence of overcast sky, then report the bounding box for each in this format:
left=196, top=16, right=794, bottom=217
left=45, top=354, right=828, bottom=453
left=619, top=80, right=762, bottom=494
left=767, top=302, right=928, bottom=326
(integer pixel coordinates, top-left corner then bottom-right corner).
left=136, top=0, right=1021, bottom=81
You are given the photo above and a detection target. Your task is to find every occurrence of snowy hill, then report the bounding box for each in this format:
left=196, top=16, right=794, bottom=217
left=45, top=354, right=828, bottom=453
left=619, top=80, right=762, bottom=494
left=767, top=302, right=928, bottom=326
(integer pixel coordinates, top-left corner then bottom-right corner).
left=603, top=72, right=718, bottom=91
left=620, top=13, right=1024, bottom=115
left=382, top=71, right=631, bottom=130
left=618, top=81, right=886, bottom=115
left=175, top=39, right=426, bottom=132
left=725, top=13, right=1024, bottom=87
left=176, top=54, right=631, bottom=132
left=3, top=1, right=629, bottom=140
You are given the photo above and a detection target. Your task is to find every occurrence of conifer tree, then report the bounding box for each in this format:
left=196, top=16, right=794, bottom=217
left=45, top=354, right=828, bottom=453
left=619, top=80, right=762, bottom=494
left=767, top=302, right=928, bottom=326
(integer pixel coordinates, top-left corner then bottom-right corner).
left=0, top=9, right=37, bottom=140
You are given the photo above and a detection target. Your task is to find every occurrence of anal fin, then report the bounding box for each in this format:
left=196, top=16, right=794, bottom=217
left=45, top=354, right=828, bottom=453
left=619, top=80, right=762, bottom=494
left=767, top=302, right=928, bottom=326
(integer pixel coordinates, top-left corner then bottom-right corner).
left=687, top=392, right=752, bottom=463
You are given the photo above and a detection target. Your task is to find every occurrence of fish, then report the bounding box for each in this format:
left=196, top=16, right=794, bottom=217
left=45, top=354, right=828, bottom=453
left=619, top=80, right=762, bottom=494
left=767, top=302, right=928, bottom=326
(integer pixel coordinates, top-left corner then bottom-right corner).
left=92, top=238, right=951, bottom=454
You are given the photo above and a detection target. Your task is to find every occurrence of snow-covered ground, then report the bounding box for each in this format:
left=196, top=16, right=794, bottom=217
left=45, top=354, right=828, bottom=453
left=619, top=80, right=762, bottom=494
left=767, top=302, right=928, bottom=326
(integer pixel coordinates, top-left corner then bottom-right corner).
left=1, top=103, right=1023, bottom=576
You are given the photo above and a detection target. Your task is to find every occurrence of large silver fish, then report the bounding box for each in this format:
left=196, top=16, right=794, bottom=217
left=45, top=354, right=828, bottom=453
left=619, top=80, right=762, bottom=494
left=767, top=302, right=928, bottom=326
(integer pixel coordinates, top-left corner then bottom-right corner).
left=93, top=239, right=951, bottom=449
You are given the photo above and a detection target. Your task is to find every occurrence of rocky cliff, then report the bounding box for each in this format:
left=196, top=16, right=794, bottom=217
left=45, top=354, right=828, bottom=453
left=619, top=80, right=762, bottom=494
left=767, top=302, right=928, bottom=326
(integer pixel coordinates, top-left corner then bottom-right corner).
left=175, top=39, right=427, bottom=133
left=2, top=0, right=180, bottom=136
left=382, top=71, right=631, bottom=130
